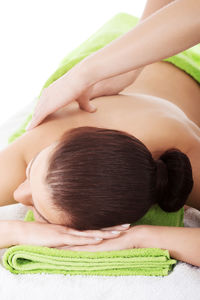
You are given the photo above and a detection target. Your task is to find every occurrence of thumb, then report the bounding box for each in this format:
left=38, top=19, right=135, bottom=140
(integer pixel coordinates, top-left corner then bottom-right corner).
left=79, top=100, right=97, bottom=113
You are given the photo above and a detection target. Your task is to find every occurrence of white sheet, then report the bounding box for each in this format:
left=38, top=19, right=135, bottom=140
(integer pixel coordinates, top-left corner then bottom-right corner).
left=0, top=99, right=200, bottom=300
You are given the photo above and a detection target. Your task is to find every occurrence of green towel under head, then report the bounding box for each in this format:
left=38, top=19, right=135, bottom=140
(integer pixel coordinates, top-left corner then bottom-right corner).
left=3, top=12, right=191, bottom=276
left=6, top=11, right=185, bottom=230
left=2, top=209, right=177, bottom=276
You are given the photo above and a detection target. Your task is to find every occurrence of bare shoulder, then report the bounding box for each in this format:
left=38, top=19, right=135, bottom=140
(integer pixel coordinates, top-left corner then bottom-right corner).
left=149, top=112, right=200, bottom=154
left=0, top=123, right=57, bottom=207
left=17, top=118, right=68, bottom=164
left=0, top=137, right=27, bottom=206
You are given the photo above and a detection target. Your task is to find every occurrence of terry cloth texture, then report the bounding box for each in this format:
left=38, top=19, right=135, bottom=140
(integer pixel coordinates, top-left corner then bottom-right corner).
left=2, top=210, right=177, bottom=276
left=6, top=11, right=185, bottom=228
left=3, top=12, right=191, bottom=276
left=7, top=12, right=200, bottom=144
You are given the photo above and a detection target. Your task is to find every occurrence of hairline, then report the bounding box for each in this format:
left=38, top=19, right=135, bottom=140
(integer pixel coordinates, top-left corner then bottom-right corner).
left=27, top=151, right=51, bottom=223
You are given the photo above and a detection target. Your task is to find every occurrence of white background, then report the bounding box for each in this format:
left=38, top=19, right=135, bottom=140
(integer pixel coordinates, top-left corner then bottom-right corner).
left=0, top=0, right=146, bottom=126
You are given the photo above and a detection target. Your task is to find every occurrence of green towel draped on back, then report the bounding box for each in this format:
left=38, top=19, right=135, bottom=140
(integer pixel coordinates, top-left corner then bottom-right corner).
left=3, top=12, right=195, bottom=276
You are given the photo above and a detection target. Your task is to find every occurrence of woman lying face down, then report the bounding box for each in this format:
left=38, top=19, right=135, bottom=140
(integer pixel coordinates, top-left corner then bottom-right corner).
left=13, top=126, right=193, bottom=231
left=3, top=51, right=200, bottom=262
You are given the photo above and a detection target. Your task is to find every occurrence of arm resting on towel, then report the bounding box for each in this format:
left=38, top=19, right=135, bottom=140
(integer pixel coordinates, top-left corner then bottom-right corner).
left=0, top=220, right=19, bottom=248
left=138, top=225, right=200, bottom=267
left=79, top=0, right=200, bottom=85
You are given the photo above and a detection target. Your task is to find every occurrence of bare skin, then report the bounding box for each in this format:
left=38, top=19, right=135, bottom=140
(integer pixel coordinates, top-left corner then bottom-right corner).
left=2, top=0, right=199, bottom=225
left=0, top=0, right=198, bottom=264
left=1, top=59, right=200, bottom=225
left=1, top=58, right=200, bottom=268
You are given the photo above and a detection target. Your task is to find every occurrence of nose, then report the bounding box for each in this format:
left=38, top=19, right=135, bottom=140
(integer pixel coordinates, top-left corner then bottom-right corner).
left=13, top=179, right=33, bottom=206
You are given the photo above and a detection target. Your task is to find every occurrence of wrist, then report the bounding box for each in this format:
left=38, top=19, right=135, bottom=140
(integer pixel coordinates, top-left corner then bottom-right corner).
left=0, top=220, right=21, bottom=248
left=14, top=220, right=31, bottom=246
left=133, top=225, right=159, bottom=249
left=10, top=220, right=25, bottom=246
left=12, top=220, right=24, bottom=246
left=70, top=57, right=96, bottom=88
left=131, top=225, right=150, bottom=248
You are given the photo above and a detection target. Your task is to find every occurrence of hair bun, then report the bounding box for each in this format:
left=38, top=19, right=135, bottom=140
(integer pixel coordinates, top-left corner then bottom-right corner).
left=155, top=158, right=168, bottom=203
left=155, top=148, right=193, bottom=212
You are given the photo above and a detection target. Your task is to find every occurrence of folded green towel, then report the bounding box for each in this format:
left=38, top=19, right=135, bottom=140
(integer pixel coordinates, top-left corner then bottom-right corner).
left=4, top=12, right=188, bottom=276
left=2, top=210, right=177, bottom=276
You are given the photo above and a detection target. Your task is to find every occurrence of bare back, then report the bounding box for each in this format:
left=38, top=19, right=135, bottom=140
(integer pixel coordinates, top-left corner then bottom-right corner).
left=1, top=60, right=200, bottom=209
left=21, top=61, right=200, bottom=163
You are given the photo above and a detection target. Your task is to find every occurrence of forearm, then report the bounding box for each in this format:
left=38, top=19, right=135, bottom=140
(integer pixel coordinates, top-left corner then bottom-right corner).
left=0, top=220, right=18, bottom=249
left=80, top=0, right=200, bottom=85
left=138, top=225, right=200, bottom=267
left=92, top=0, right=175, bottom=90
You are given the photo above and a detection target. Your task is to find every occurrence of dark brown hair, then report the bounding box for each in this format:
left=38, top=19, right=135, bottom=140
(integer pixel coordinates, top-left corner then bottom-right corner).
left=45, top=126, right=193, bottom=230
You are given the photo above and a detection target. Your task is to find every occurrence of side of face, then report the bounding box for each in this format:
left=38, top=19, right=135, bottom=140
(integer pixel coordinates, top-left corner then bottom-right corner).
left=13, top=142, right=66, bottom=225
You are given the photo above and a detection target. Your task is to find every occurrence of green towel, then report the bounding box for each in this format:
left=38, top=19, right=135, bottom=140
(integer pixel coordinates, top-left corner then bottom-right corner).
left=6, top=11, right=185, bottom=228
left=2, top=209, right=177, bottom=276
left=7, top=12, right=200, bottom=144
left=3, top=12, right=191, bottom=276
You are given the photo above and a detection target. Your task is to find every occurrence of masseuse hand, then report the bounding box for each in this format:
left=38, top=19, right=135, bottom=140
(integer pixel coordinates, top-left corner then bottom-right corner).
left=14, top=220, right=131, bottom=248
left=26, top=63, right=143, bottom=131
left=26, top=0, right=200, bottom=131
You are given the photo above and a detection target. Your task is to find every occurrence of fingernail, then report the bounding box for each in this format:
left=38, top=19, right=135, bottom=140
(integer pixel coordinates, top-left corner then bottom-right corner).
left=121, top=224, right=131, bottom=228
left=111, top=231, right=120, bottom=234
left=95, top=238, right=103, bottom=241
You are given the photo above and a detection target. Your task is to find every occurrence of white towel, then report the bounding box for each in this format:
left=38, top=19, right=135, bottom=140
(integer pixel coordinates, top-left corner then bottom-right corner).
left=0, top=99, right=200, bottom=300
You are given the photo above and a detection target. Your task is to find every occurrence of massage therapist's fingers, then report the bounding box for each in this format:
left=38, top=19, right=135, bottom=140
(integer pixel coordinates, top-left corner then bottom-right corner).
left=78, top=97, right=97, bottom=113
left=26, top=84, right=70, bottom=130
left=77, top=87, right=97, bottom=113
left=27, top=95, right=60, bottom=130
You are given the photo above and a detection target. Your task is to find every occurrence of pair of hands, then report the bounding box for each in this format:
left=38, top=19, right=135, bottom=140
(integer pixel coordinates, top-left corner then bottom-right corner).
left=13, top=219, right=144, bottom=252
left=26, top=64, right=143, bottom=131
